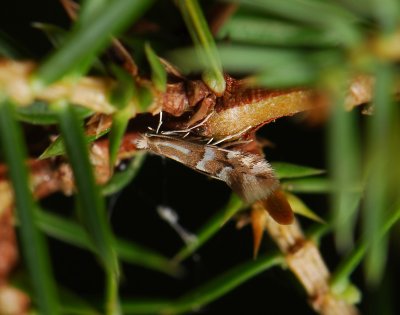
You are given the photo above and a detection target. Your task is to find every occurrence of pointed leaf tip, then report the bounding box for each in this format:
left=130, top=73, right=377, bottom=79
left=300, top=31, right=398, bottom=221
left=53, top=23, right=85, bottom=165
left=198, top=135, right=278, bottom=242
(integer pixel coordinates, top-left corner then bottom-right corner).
left=285, top=192, right=324, bottom=223
left=251, top=203, right=268, bottom=258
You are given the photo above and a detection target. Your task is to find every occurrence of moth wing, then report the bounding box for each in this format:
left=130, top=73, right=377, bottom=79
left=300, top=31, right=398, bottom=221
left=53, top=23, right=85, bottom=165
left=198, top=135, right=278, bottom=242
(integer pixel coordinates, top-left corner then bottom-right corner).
left=228, top=172, right=277, bottom=203
left=224, top=153, right=294, bottom=225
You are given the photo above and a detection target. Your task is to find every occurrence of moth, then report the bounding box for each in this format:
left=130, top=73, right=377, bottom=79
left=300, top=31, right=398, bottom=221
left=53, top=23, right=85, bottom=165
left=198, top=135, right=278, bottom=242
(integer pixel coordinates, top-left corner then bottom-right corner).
left=133, top=133, right=294, bottom=225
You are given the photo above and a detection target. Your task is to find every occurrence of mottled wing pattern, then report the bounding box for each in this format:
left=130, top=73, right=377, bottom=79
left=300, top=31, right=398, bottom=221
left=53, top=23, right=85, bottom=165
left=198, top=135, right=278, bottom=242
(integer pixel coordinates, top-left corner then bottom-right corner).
left=133, top=133, right=293, bottom=224
left=219, top=151, right=279, bottom=203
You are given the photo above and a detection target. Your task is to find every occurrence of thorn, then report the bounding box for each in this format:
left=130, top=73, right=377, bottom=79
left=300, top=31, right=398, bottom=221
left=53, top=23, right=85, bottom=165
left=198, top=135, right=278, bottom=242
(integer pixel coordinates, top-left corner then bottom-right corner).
left=251, top=202, right=268, bottom=258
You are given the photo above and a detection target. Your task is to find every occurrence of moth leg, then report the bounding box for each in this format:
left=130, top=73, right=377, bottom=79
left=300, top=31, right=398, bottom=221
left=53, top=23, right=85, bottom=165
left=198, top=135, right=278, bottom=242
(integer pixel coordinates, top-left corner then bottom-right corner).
left=161, top=112, right=214, bottom=136
left=185, top=96, right=214, bottom=128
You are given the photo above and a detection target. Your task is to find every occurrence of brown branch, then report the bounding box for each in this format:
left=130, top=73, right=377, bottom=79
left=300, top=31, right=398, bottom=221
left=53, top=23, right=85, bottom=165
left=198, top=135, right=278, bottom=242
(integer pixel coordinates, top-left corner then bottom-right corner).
left=252, top=202, right=359, bottom=315
left=199, top=87, right=318, bottom=139
left=0, top=59, right=379, bottom=141
left=0, top=59, right=118, bottom=114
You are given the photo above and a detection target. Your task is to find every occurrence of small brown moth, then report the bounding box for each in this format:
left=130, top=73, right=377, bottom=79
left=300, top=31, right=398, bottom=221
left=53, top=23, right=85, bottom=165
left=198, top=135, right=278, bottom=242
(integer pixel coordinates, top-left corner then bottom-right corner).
left=133, top=133, right=293, bottom=224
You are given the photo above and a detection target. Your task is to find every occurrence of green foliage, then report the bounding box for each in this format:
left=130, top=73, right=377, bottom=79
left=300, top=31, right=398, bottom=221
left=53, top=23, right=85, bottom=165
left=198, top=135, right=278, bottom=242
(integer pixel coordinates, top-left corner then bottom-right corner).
left=175, top=0, right=225, bottom=94
left=35, top=208, right=180, bottom=276
left=16, top=101, right=93, bottom=125
left=39, top=127, right=110, bottom=159
left=173, top=194, right=244, bottom=263
left=0, top=99, right=60, bottom=314
left=54, top=102, right=120, bottom=313
left=108, top=66, right=135, bottom=168
left=272, top=162, right=325, bottom=179
left=144, top=43, right=167, bottom=92
left=33, top=0, right=154, bottom=87
left=1, top=0, right=400, bottom=314
left=121, top=252, right=283, bottom=314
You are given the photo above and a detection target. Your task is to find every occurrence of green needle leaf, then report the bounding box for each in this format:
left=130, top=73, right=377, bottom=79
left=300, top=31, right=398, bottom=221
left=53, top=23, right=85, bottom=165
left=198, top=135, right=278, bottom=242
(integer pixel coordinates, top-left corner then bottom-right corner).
left=363, top=63, right=394, bottom=285
left=0, top=98, right=60, bottom=315
left=331, top=204, right=400, bottom=297
left=79, top=0, right=110, bottom=26
left=272, top=162, right=325, bottom=179
left=53, top=102, right=119, bottom=276
left=102, top=152, right=146, bottom=196
left=122, top=252, right=282, bottom=314
left=35, top=209, right=181, bottom=276
left=285, top=192, right=324, bottom=223
left=175, top=0, right=225, bottom=94
left=32, top=22, right=68, bottom=48
left=173, top=253, right=282, bottom=314
left=16, top=101, right=93, bottom=126
left=33, top=0, right=154, bottom=88
left=173, top=194, right=244, bottom=262
left=54, top=102, right=120, bottom=314
left=281, top=177, right=334, bottom=193
left=217, top=15, right=337, bottom=46
left=39, top=127, right=110, bottom=160
left=327, top=71, right=361, bottom=252
left=109, top=110, right=134, bottom=173
left=168, top=44, right=340, bottom=88
left=144, top=42, right=167, bottom=92
left=108, top=66, right=135, bottom=168
left=226, top=0, right=360, bottom=46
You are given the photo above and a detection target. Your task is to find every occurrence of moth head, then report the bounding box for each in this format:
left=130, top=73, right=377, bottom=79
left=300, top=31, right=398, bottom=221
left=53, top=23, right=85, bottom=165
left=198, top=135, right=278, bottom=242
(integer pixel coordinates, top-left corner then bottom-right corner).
left=133, top=134, right=149, bottom=150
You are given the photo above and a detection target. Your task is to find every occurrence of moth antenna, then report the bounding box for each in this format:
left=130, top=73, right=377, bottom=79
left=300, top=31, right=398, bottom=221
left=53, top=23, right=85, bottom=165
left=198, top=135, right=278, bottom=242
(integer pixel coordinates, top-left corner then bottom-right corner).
left=211, top=126, right=252, bottom=145
left=186, top=111, right=214, bottom=130
left=220, top=139, right=253, bottom=149
left=162, top=112, right=214, bottom=136
left=156, top=111, right=163, bottom=134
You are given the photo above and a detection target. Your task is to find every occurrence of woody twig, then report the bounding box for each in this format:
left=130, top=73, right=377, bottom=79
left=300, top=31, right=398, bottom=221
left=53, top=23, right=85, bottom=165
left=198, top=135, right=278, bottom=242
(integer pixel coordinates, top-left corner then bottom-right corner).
left=0, top=58, right=378, bottom=138
left=252, top=202, right=358, bottom=315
